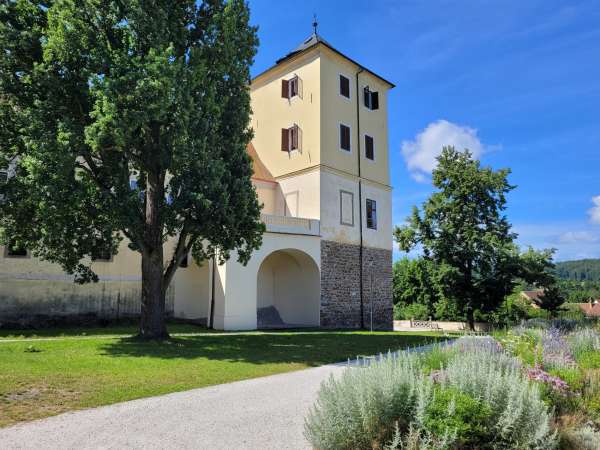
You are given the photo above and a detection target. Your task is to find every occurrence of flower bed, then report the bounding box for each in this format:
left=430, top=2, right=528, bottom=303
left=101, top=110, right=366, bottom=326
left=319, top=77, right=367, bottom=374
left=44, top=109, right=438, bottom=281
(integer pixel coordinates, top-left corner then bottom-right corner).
left=305, top=337, right=558, bottom=449
left=304, top=325, right=600, bottom=449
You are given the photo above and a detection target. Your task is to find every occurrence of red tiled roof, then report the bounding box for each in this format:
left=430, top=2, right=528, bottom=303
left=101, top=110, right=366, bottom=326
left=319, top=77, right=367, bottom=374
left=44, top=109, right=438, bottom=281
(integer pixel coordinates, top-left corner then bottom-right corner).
left=577, top=302, right=600, bottom=317
left=246, top=143, right=276, bottom=183
left=521, top=290, right=545, bottom=301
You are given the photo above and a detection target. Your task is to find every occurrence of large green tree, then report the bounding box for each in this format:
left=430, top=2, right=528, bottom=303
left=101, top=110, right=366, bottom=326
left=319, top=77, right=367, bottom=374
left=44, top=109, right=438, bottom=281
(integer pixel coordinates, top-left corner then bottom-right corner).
left=395, top=147, right=553, bottom=329
left=0, top=0, right=264, bottom=338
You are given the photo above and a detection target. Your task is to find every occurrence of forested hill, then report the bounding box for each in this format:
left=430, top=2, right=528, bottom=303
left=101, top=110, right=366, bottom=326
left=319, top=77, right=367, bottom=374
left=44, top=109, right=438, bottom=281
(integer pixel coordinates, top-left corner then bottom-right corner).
left=555, top=259, right=600, bottom=281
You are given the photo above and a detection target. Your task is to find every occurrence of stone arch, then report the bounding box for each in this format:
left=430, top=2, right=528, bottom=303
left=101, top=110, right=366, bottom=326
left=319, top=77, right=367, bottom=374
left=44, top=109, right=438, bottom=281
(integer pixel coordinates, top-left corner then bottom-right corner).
left=256, top=248, right=320, bottom=328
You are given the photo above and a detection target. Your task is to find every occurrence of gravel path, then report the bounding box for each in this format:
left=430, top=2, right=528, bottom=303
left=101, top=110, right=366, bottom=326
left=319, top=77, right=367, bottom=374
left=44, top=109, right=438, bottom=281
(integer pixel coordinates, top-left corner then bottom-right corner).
left=0, top=363, right=346, bottom=450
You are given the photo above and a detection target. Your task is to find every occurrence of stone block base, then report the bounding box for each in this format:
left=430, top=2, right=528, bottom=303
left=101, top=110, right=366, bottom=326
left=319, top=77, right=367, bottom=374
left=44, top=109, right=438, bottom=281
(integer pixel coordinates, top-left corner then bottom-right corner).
left=320, top=240, right=392, bottom=330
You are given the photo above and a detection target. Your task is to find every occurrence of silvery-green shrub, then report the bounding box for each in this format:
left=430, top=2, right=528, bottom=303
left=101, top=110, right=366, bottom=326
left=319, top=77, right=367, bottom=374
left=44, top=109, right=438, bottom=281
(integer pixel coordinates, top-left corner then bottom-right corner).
left=443, top=346, right=557, bottom=449
left=304, top=352, right=430, bottom=450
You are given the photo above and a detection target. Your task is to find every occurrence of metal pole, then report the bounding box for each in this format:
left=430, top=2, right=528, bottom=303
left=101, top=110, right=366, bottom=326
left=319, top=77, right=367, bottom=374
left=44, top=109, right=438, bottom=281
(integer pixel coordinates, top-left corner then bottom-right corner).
left=370, top=273, right=374, bottom=332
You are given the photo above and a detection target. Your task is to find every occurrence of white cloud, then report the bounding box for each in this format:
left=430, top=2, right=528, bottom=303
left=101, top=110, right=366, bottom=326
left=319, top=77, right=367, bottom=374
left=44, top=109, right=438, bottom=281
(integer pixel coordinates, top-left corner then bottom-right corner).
left=557, top=231, right=599, bottom=244
left=401, top=120, right=485, bottom=182
left=589, top=196, right=600, bottom=225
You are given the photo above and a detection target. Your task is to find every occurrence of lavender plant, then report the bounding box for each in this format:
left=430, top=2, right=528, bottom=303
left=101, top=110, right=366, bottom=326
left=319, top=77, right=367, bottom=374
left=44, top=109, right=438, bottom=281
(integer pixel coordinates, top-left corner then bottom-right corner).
left=305, top=338, right=557, bottom=449
left=540, top=328, right=576, bottom=369
left=443, top=346, right=557, bottom=449
left=304, top=352, right=430, bottom=450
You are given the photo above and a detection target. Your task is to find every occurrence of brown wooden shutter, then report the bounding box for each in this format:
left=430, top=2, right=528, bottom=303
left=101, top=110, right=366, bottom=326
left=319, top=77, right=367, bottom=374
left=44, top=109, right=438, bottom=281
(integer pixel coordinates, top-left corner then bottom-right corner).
left=281, top=128, right=289, bottom=151
left=281, top=79, right=289, bottom=98
left=372, top=92, right=379, bottom=110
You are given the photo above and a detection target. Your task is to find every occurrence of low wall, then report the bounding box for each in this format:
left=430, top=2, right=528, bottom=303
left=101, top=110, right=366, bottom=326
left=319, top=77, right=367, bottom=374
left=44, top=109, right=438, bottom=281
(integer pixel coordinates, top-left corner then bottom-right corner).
left=394, top=320, right=493, bottom=332
left=0, top=279, right=174, bottom=328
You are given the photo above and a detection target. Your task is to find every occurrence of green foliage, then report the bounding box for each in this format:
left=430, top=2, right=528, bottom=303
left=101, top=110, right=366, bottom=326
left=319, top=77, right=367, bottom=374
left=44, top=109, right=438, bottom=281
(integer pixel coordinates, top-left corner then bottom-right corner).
left=0, top=1, right=264, bottom=335
left=394, top=147, right=556, bottom=328
left=423, top=387, right=493, bottom=448
left=537, top=284, right=567, bottom=318
left=394, top=302, right=430, bottom=320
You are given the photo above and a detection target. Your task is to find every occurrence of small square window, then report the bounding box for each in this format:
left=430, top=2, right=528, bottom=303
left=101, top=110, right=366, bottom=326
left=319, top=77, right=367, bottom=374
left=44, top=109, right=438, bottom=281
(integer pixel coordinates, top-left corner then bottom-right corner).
left=5, top=241, right=27, bottom=258
left=363, top=87, right=379, bottom=110
left=366, top=199, right=377, bottom=230
left=365, top=135, right=374, bottom=161
left=339, top=75, right=350, bottom=98
left=340, top=124, right=351, bottom=152
left=282, top=76, right=302, bottom=99
left=282, top=124, right=301, bottom=152
left=91, top=244, right=112, bottom=262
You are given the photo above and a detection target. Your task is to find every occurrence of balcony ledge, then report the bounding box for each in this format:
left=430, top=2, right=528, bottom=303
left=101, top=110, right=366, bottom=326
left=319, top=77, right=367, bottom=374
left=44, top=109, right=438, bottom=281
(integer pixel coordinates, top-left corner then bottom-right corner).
left=261, top=214, right=320, bottom=236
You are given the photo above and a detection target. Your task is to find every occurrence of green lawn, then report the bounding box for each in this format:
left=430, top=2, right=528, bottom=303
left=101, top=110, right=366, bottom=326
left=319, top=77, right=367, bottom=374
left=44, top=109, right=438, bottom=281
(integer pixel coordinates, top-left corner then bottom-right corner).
left=0, top=327, right=445, bottom=427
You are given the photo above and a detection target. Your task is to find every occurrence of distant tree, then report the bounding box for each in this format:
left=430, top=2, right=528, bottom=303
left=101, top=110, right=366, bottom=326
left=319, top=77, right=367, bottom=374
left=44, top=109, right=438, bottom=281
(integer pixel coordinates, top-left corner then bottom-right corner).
left=393, top=258, right=443, bottom=317
left=0, top=1, right=264, bottom=339
left=536, top=284, right=566, bottom=318
left=554, top=259, right=600, bottom=282
left=395, top=147, right=554, bottom=329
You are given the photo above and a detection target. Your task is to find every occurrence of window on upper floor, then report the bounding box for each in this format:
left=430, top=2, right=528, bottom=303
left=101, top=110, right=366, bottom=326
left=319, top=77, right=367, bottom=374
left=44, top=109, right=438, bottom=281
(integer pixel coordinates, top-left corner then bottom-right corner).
left=366, top=199, right=377, bottom=230
left=363, top=86, right=379, bottom=110
left=365, top=135, right=375, bottom=161
left=281, top=75, right=302, bottom=100
left=0, top=169, right=7, bottom=184
left=339, top=74, right=350, bottom=98
left=91, top=240, right=112, bottom=262
left=339, top=124, right=351, bottom=152
left=281, top=124, right=302, bottom=152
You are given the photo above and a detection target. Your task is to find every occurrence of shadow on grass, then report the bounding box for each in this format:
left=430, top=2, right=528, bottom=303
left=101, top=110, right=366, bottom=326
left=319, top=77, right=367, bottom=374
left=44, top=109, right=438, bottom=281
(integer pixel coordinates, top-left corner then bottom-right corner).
left=99, top=332, right=450, bottom=366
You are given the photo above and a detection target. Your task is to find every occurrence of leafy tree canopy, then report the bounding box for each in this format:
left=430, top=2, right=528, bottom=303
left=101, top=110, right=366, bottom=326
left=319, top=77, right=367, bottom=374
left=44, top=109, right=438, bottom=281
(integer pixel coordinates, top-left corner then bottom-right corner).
left=0, top=0, right=264, bottom=337
left=394, top=147, right=554, bottom=328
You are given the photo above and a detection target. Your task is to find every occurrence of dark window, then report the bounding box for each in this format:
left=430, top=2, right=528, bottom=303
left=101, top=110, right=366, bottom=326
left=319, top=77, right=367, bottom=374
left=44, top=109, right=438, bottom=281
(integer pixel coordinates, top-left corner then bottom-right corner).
left=282, top=125, right=300, bottom=152
left=91, top=243, right=112, bottom=261
left=365, top=135, right=374, bottom=160
left=6, top=241, right=27, bottom=257
left=363, top=87, right=379, bottom=110
left=340, top=124, right=351, bottom=151
left=289, top=77, right=298, bottom=97
left=339, top=75, right=350, bottom=98
left=0, top=170, right=7, bottom=184
left=366, top=199, right=377, bottom=230
left=180, top=253, right=188, bottom=268
left=282, top=76, right=301, bottom=99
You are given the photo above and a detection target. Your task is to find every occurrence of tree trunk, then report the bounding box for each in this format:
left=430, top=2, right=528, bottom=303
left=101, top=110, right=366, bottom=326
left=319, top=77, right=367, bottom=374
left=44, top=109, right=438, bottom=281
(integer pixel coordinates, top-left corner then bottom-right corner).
left=139, top=248, right=168, bottom=339
left=138, top=170, right=168, bottom=339
left=466, top=304, right=475, bottom=331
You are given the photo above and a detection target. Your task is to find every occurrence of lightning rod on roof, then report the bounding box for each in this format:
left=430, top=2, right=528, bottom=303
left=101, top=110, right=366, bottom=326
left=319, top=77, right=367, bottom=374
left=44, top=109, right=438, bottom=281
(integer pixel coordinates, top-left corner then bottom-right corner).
left=312, top=14, right=318, bottom=35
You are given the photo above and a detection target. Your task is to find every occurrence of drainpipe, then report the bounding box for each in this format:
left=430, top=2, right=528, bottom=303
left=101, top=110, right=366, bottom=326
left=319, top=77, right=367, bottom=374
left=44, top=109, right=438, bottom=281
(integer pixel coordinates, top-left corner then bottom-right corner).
left=356, top=68, right=364, bottom=329
left=208, top=256, right=216, bottom=329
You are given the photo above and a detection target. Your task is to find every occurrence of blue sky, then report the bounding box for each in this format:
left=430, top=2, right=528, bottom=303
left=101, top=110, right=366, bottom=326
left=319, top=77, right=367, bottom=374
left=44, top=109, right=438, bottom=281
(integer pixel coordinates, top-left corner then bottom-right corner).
left=248, top=0, right=600, bottom=261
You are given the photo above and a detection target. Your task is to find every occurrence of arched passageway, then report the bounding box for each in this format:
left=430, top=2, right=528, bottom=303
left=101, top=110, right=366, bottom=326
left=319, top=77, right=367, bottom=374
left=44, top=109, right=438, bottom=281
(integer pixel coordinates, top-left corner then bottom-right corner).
left=256, top=249, right=320, bottom=328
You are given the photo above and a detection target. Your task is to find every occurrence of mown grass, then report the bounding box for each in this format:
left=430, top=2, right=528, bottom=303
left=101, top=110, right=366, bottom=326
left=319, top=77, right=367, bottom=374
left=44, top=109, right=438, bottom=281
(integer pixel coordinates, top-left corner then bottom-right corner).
left=0, top=327, right=446, bottom=428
